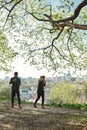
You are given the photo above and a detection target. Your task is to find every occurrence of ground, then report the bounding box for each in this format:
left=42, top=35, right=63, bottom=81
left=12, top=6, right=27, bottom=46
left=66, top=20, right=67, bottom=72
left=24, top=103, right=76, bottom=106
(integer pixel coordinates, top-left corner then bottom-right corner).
left=0, top=101, right=87, bottom=130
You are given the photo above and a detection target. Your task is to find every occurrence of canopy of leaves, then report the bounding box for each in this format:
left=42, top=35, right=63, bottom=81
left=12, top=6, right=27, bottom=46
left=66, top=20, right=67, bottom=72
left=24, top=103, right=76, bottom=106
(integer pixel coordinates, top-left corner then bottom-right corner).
left=0, top=0, right=87, bottom=73
left=0, top=30, right=18, bottom=71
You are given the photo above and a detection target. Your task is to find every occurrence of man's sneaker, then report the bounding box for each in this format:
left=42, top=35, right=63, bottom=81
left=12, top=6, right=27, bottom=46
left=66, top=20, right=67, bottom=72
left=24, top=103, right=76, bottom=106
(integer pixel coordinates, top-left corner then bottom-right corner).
left=11, top=105, right=14, bottom=108
left=19, top=105, right=22, bottom=110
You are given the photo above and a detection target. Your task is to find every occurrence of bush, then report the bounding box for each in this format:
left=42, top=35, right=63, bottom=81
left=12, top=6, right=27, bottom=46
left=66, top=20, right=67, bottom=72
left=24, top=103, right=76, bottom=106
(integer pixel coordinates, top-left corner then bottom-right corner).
left=50, top=81, right=84, bottom=104
left=0, top=87, right=11, bottom=100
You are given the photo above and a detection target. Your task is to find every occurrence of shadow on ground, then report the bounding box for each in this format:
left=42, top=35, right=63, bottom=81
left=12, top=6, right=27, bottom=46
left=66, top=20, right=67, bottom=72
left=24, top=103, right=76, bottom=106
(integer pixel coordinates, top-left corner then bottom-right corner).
left=0, top=101, right=87, bottom=130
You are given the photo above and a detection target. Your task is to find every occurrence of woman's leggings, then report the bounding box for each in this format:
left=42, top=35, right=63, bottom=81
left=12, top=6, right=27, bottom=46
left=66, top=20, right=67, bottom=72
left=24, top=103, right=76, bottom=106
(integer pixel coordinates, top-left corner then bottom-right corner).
left=34, top=91, right=44, bottom=106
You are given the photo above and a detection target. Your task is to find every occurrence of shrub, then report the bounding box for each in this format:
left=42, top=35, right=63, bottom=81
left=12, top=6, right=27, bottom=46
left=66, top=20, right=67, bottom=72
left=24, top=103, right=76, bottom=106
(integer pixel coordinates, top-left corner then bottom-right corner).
left=0, top=87, right=11, bottom=100
left=50, top=81, right=84, bottom=104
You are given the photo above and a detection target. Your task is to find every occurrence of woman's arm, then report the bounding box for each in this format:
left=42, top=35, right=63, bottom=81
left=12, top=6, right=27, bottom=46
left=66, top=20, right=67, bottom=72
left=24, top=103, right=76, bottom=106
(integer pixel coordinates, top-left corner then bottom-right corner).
left=43, top=80, right=46, bottom=86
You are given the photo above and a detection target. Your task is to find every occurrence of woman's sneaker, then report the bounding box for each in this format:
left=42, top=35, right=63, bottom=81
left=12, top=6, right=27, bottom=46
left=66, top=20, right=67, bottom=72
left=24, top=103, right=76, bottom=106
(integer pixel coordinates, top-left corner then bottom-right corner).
left=41, top=106, right=45, bottom=109
left=34, top=104, right=37, bottom=108
left=19, top=105, right=22, bottom=110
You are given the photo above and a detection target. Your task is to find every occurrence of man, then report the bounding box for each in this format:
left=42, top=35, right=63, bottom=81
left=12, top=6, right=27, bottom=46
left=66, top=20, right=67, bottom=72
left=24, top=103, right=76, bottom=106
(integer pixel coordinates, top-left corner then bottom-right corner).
left=9, top=72, right=22, bottom=109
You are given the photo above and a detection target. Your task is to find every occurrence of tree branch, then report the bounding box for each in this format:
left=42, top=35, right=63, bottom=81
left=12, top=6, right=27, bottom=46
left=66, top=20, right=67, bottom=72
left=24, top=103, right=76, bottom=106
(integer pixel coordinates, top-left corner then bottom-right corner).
left=29, top=45, right=52, bottom=52
left=4, top=0, right=23, bottom=26
left=49, top=46, right=57, bottom=70
left=53, top=45, right=70, bottom=62
left=56, top=0, right=87, bottom=23
left=0, top=5, right=9, bottom=11
left=51, top=27, right=70, bottom=62
left=25, top=9, right=50, bottom=22
left=4, top=0, right=14, bottom=4
left=53, top=22, right=87, bottom=30
left=65, top=22, right=87, bottom=30
left=66, top=29, right=76, bottom=66
left=44, top=0, right=87, bottom=30
left=52, top=27, right=64, bottom=45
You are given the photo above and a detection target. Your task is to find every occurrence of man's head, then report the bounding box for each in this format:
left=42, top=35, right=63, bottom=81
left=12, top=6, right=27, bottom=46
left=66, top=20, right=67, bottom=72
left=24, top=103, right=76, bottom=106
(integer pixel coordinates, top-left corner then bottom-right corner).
left=14, top=72, right=18, bottom=77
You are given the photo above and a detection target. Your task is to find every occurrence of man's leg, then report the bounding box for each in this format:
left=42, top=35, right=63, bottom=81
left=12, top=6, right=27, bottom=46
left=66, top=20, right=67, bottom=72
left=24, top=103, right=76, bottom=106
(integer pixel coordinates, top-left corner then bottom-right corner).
left=16, top=89, right=22, bottom=109
left=11, top=89, right=15, bottom=108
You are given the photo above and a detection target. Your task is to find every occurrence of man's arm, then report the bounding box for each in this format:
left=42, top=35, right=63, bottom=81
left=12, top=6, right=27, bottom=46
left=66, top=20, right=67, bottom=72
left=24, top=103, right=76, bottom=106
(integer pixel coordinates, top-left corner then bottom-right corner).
left=18, top=78, right=21, bottom=86
left=9, top=78, right=13, bottom=84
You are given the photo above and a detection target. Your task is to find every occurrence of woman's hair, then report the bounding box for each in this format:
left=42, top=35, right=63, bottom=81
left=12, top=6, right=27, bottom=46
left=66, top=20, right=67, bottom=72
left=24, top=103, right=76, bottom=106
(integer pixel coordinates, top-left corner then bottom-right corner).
left=40, top=75, right=45, bottom=79
left=39, top=75, right=45, bottom=81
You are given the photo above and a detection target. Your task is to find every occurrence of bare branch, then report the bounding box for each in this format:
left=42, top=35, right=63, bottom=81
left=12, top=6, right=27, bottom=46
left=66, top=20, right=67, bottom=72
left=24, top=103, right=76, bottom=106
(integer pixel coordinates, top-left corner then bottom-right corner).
left=53, top=45, right=70, bottom=62
left=50, top=28, right=71, bottom=61
left=0, top=5, right=9, bottom=11
left=65, top=22, right=87, bottom=30
left=0, top=0, right=14, bottom=9
left=44, top=14, right=53, bottom=23
left=4, top=0, right=23, bottom=26
left=5, top=0, right=14, bottom=4
left=25, top=9, right=50, bottom=22
left=50, top=5, right=52, bottom=16
left=51, top=27, right=70, bottom=61
left=29, top=45, right=52, bottom=52
left=53, top=21, right=87, bottom=30
left=56, top=0, right=87, bottom=23
left=49, top=46, right=57, bottom=70
left=41, top=4, right=52, bottom=16
left=66, top=29, right=76, bottom=66
left=52, top=27, right=64, bottom=47
left=44, top=0, right=87, bottom=30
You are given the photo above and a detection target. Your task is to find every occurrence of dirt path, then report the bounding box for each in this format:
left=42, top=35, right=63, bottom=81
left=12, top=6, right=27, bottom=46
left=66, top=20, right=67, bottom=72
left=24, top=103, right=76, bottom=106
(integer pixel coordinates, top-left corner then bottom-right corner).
left=0, top=102, right=87, bottom=130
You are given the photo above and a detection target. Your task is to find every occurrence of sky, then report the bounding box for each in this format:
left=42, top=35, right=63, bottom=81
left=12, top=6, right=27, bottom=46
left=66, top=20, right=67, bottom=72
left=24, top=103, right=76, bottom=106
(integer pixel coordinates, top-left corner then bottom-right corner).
left=0, top=57, right=54, bottom=78
left=0, top=51, right=59, bottom=79
left=1, top=55, right=87, bottom=79
left=44, top=0, right=82, bottom=7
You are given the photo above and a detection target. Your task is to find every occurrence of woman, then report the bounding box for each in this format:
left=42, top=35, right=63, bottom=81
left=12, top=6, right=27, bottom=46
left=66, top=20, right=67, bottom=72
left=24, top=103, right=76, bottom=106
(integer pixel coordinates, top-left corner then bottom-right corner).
left=34, top=76, right=46, bottom=109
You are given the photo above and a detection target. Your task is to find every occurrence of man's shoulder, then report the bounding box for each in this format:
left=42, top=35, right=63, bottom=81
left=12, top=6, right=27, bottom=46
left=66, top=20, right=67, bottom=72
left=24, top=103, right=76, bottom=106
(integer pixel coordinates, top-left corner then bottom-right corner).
left=10, top=77, right=20, bottom=80
left=10, top=77, right=14, bottom=80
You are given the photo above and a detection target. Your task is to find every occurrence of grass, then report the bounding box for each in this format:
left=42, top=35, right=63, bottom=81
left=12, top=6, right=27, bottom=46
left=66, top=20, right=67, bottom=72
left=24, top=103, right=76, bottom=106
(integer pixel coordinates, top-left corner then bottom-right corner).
left=45, top=102, right=87, bottom=110
left=0, top=96, right=10, bottom=101
left=1, top=96, right=87, bottom=110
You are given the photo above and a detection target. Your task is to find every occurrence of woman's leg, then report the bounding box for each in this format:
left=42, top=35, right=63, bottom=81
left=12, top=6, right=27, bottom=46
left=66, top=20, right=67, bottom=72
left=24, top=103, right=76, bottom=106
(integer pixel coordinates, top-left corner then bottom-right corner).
left=34, top=92, right=40, bottom=107
left=41, top=92, right=45, bottom=108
